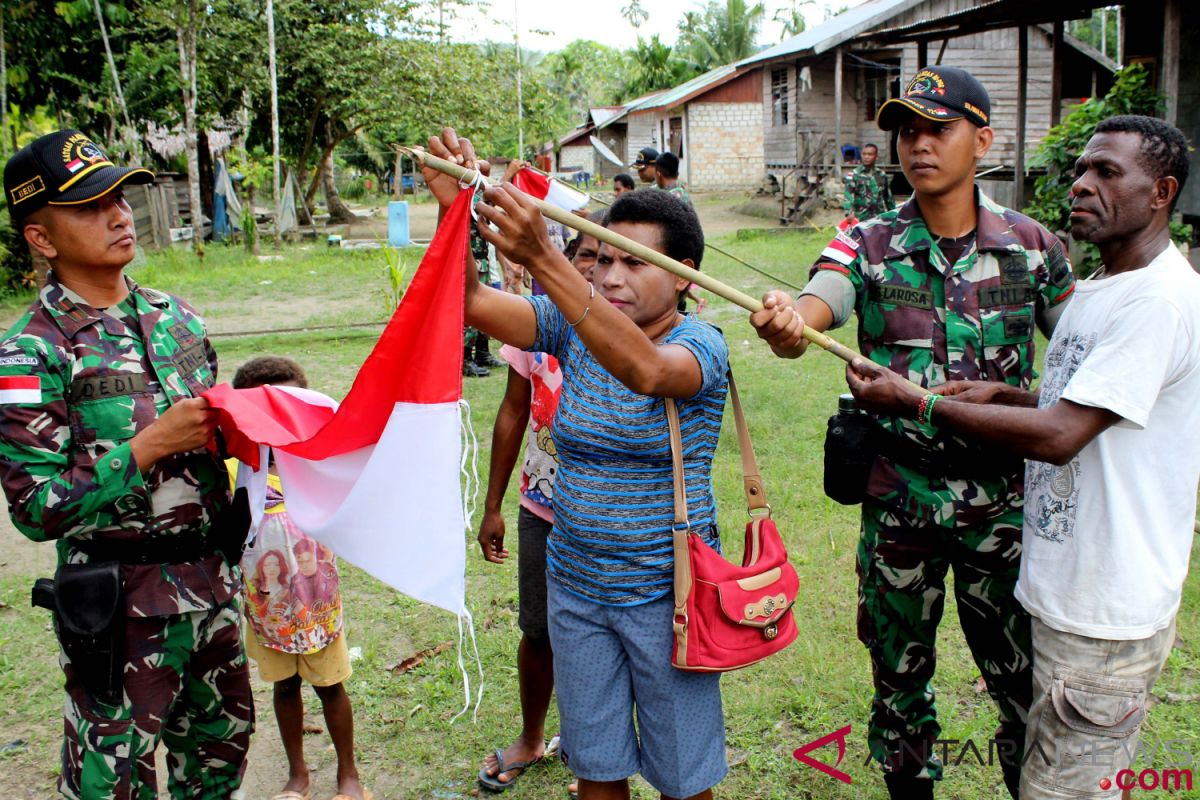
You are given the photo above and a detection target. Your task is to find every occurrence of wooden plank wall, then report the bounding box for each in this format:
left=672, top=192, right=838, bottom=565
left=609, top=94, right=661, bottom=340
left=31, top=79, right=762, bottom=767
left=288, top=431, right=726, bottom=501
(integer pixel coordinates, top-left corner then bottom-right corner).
left=759, top=27, right=1064, bottom=170
left=897, top=27, right=1056, bottom=165
left=625, top=115, right=658, bottom=164
left=762, top=64, right=798, bottom=166
left=127, top=180, right=182, bottom=251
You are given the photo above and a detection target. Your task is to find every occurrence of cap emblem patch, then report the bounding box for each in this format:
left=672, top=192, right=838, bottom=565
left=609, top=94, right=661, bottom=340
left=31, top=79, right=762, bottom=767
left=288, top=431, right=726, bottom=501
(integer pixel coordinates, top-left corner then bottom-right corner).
left=59, top=134, right=111, bottom=174
left=907, top=69, right=946, bottom=97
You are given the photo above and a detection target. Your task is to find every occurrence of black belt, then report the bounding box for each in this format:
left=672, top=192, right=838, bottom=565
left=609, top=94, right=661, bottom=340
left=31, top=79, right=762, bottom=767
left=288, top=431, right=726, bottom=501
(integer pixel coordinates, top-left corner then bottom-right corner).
left=71, top=535, right=222, bottom=565
left=872, top=425, right=1023, bottom=482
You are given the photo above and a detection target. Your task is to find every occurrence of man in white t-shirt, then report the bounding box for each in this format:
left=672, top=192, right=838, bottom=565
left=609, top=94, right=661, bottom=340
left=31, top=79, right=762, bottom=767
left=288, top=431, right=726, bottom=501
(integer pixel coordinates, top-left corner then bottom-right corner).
left=841, top=115, right=1199, bottom=800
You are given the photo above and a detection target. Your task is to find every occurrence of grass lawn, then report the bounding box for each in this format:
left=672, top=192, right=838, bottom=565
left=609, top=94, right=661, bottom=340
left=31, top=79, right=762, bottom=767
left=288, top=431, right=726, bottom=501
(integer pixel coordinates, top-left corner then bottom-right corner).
left=0, top=221, right=1197, bottom=799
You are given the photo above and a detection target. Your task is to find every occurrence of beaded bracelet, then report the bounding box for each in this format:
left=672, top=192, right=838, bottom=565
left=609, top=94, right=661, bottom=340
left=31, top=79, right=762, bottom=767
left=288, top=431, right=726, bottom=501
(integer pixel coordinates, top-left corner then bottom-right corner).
left=916, top=393, right=939, bottom=427
left=567, top=283, right=595, bottom=328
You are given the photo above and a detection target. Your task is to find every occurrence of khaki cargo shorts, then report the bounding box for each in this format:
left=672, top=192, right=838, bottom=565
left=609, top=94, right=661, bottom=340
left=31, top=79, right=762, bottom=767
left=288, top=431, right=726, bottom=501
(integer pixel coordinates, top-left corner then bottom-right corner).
left=245, top=628, right=352, bottom=687
left=1021, top=615, right=1176, bottom=799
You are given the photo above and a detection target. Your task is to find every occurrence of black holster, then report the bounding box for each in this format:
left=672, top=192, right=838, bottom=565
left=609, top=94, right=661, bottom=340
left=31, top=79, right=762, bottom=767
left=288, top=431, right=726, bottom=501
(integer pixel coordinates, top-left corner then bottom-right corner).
left=31, top=561, right=124, bottom=706
left=210, top=486, right=252, bottom=566
left=824, top=410, right=879, bottom=505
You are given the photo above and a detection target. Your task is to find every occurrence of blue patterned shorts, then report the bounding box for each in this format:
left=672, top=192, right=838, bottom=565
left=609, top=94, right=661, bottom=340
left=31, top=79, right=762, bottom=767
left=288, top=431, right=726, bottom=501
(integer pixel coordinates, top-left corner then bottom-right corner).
left=547, top=577, right=728, bottom=797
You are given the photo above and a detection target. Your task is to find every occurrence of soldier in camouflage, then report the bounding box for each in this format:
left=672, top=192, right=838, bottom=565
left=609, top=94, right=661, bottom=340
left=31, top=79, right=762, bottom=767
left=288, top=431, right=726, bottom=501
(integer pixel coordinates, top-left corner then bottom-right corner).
left=843, top=142, right=893, bottom=221
left=751, top=68, right=1075, bottom=800
left=1, top=131, right=252, bottom=799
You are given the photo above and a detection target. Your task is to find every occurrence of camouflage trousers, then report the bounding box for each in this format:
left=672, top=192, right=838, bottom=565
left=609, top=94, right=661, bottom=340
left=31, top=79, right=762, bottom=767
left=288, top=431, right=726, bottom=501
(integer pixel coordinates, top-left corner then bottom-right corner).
left=856, top=501, right=1032, bottom=781
left=59, top=597, right=254, bottom=800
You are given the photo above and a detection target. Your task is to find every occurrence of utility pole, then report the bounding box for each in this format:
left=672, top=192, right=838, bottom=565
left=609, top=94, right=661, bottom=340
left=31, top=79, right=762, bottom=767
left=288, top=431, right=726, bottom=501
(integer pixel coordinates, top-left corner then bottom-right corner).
left=267, top=0, right=282, bottom=246
left=514, top=0, right=524, bottom=159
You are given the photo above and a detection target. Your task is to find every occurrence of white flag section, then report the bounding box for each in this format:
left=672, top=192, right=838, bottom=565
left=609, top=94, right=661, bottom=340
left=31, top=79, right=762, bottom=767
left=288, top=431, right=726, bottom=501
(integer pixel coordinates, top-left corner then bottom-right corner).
left=209, top=189, right=484, bottom=719
left=208, top=189, right=477, bottom=618
left=512, top=167, right=589, bottom=212
left=272, top=400, right=466, bottom=614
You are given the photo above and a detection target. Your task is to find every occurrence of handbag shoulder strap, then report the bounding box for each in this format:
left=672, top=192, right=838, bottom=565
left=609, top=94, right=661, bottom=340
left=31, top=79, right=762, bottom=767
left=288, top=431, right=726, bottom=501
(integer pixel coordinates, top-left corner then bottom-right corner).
left=728, top=373, right=769, bottom=513
left=664, top=370, right=769, bottom=527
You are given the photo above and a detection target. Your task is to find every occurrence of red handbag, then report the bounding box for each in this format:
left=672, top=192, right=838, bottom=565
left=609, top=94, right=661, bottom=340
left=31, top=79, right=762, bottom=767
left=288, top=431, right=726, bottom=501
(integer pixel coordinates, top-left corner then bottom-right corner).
left=666, top=374, right=800, bottom=672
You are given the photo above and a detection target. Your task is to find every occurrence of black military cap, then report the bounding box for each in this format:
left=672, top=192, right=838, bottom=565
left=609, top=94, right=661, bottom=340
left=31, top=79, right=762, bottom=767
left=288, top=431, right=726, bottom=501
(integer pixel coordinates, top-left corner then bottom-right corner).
left=4, top=130, right=154, bottom=222
left=877, top=66, right=992, bottom=131
left=631, top=147, right=659, bottom=168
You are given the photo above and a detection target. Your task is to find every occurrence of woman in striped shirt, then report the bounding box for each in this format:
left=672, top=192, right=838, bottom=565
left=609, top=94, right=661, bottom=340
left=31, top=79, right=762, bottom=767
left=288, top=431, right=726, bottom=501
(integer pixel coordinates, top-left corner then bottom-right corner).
left=422, top=129, right=730, bottom=800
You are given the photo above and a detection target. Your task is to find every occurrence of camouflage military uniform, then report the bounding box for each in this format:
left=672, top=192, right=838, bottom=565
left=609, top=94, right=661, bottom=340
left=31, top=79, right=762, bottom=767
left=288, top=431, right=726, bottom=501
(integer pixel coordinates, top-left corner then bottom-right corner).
left=0, top=273, right=253, bottom=799
left=807, top=190, right=1075, bottom=782
left=842, top=164, right=894, bottom=221
left=665, top=182, right=691, bottom=206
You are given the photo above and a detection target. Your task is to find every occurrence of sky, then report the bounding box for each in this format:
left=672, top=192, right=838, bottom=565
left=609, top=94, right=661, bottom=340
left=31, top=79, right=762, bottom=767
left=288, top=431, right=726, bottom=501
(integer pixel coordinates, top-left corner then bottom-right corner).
left=451, top=0, right=870, bottom=52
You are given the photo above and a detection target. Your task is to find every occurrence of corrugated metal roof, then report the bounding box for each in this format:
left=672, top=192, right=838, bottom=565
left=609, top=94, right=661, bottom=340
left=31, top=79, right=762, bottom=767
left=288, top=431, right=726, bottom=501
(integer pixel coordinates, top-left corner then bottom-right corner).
left=738, top=0, right=924, bottom=65
left=624, top=65, right=740, bottom=113
left=590, top=107, right=623, bottom=128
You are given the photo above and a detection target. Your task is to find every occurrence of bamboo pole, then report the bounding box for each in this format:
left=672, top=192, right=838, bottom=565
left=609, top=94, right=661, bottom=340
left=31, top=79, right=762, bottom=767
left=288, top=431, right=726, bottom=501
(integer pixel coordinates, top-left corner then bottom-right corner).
left=401, top=145, right=862, bottom=365
left=528, top=167, right=807, bottom=293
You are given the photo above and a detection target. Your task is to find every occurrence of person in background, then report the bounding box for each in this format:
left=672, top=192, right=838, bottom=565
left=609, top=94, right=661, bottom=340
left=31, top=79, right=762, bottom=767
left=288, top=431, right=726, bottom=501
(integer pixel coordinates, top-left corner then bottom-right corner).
left=630, top=147, right=658, bottom=185
left=613, top=173, right=636, bottom=197
left=231, top=356, right=370, bottom=800
left=654, top=152, right=690, bottom=207
left=474, top=218, right=605, bottom=797
left=843, top=142, right=894, bottom=223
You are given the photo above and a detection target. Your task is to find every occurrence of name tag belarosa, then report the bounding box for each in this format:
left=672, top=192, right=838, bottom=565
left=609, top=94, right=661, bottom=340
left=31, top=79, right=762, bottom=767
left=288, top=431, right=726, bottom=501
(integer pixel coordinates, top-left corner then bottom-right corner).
left=69, top=373, right=147, bottom=402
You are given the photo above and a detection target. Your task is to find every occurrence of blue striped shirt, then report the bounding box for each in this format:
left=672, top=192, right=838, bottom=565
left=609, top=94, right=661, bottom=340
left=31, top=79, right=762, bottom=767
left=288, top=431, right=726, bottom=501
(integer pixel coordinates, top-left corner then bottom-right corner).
left=526, top=295, right=729, bottom=606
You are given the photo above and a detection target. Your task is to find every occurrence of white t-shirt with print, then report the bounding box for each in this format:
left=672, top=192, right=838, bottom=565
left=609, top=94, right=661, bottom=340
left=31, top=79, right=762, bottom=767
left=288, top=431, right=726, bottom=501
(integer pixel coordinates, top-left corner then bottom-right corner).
left=1015, top=243, right=1200, bottom=640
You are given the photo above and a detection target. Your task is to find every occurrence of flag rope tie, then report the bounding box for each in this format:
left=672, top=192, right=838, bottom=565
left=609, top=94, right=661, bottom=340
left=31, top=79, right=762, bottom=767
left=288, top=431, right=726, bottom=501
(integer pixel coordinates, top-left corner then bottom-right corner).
left=459, top=170, right=487, bottom=221
left=449, top=398, right=485, bottom=724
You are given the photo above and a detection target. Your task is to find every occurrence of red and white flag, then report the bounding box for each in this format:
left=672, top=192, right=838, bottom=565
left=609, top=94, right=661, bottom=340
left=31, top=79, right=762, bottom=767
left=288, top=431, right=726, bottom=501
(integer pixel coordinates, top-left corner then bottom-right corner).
left=0, top=376, right=41, bottom=404
left=512, top=167, right=589, bottom=212
left=206, top=191, right=473, bottom=616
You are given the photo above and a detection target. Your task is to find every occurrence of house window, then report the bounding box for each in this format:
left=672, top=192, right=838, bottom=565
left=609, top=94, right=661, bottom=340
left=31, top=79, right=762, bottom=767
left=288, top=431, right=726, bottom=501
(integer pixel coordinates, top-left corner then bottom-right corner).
left=863, top=57, right=901, bottom=122
left=771, top=67, right=789, bottom=126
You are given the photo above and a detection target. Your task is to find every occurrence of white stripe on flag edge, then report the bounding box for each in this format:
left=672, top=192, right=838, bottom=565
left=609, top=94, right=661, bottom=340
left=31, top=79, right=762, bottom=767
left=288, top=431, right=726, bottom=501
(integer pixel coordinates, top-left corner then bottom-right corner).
left=820, top=246, right=855, bottom=266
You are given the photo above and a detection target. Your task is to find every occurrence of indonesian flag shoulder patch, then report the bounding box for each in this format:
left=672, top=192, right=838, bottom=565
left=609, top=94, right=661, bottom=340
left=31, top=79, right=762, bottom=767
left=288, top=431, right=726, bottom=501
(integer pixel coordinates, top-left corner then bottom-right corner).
left=0, top=375, right=42, bottom=404
left=820, top=230, right=860, bottom=269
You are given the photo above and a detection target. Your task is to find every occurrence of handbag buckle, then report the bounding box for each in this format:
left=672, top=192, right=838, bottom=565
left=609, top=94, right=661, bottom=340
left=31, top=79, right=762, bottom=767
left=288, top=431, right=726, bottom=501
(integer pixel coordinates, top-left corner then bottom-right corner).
left=674, top=608, right=689, bottom=629
left=764, top=624, right=779, bottom=641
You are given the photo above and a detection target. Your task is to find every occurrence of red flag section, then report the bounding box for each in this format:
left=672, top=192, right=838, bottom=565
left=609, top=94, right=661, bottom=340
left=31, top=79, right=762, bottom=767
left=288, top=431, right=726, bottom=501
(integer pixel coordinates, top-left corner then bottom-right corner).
left=512, top=167, right=589, bottom=212
left=206, top=188, right=472, bottom=466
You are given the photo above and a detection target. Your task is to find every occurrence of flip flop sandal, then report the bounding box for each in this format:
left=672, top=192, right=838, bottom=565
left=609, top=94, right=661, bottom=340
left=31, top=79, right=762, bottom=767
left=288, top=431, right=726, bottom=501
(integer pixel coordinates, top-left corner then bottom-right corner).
left=477, top=748, right=542, bottom=793
left=271, top=792, right=310, bottom=800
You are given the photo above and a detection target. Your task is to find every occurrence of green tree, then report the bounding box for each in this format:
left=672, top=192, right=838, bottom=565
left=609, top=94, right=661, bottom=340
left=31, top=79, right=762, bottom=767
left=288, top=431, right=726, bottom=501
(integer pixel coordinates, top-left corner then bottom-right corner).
left=773, top=0, right=813, bottom=39
left=623, top=35, right=694, bottom=99
left=677, top=0, right=765, bottom=72
left=539, top=40, right=628, bottom=118
left=2, top=1, right=126, bottom=149
left=621, top=1, right=648, bottom=30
